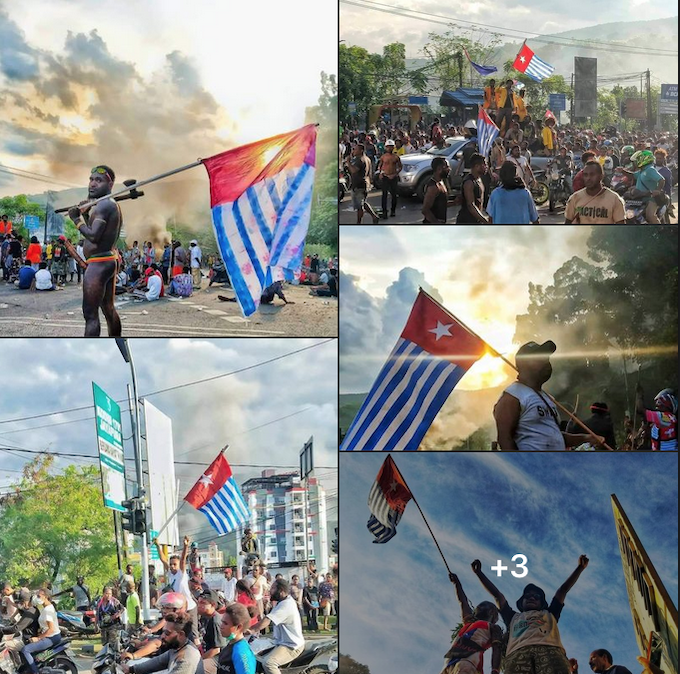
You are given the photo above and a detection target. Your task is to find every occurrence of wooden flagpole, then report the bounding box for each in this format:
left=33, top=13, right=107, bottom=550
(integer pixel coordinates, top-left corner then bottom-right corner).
left=417, top=287, right=616, bottom=451
left=390, top=457, right=452, bottom=575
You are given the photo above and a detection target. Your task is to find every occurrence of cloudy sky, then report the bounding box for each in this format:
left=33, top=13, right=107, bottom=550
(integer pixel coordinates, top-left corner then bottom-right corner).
left=340, top=452, right=679, bottom=674
left=340, top=225, right=593, bottom=395
left=0, top=0, right=336, bottom=197
left=0, top=338, right=337, bottom=551
left=340, top=0, right=676, bottom=55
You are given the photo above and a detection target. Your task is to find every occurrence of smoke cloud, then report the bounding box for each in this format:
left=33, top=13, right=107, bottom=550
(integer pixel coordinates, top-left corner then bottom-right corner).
left=0, top=19, right=236, bottom=246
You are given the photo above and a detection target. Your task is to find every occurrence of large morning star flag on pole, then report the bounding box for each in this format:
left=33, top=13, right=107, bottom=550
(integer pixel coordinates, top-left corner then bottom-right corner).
left=341, top=290, right=487, bottom=451
left=477, top=107, right=500, bottom=158
left=512, top=41, right=555, bottom=82
left=202, top=124, right=317, bottom=317
left=184, top=453, right=250, bottom=535
left=367, top=456, right=412, bottom=543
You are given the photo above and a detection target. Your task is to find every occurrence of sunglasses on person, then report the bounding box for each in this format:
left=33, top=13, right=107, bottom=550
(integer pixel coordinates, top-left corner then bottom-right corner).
left=91, top=167, right=112, bottom=180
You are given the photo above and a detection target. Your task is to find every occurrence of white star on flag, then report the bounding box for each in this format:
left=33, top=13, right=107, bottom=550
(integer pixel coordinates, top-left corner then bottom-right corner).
left=520, top=55, right=526, bottom=63
left=199, top=473, right=214, bottom=487
left=390, top=479, right=398, bottom=492
left=429, top=321, right=454, bottom=341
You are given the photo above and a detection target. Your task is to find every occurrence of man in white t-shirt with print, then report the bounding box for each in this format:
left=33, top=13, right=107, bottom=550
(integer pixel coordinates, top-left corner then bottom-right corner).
left=155, top=535, right=199, bottom=643
left=246, top=565, right=268, bottom=619
left=249, top=579, right=304, bottom=674
left=220, top=567, right=237, bottom=604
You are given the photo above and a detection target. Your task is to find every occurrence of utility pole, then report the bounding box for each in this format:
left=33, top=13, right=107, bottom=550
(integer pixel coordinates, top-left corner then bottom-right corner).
left=456, top=52, right=463, bottom=88
left=570, top=73, right=574, bottom=123
left=645, top=69, right=653, bottom=131
left=44, top=191, right=53, bottom=244
left=116, top=339, right=151, bottom=622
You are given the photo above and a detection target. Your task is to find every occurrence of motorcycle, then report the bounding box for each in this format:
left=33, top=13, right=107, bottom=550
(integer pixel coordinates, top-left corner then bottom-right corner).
left=250, top=636, right=338, bottom=674
left=610, top=168, right=671, bottom=224
left=547, top=162, right=571, bottom=212
left=56, top=609, right=98, bottom=639
left=530, top=169, right=550, bottom=207
left=0, top=630, right=78, bottom=674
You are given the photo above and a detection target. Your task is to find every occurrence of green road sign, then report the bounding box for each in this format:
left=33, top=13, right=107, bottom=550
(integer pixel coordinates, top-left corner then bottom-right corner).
left=93, top=382, right=126, bottom=511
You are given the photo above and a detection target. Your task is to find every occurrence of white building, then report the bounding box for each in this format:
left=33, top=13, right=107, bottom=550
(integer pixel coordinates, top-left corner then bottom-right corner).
left=241, top=470, right=329, bottom=573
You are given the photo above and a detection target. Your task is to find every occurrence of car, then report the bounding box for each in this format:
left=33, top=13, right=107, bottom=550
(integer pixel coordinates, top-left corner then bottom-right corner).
left=398, top=136, right=477, bottom=201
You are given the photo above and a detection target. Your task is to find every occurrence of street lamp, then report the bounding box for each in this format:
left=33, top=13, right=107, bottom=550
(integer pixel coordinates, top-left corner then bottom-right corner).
left=115, top=338, right=151, bottom=622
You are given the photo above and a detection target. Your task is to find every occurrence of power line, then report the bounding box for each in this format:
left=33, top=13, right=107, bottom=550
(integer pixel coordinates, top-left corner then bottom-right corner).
left=0, top=339, right=335, bottom=427
left=0, top=165, right=80, bottom=189
left=341, top=0, right=678, bottom=57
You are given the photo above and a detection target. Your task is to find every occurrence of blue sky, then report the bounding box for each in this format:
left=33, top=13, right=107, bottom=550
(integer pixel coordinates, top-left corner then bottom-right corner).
left=0, top=338, right=337, bottom=542
left=339, top=452, right=678, bottom=674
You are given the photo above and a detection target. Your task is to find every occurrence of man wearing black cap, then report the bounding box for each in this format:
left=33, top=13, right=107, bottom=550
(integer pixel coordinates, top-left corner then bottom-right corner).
left=472, top=556, right=589, bottom=674
left=494, top=341, right=601, bottom=451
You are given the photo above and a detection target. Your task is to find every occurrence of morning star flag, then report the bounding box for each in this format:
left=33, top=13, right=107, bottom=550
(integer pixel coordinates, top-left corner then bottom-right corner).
left=512, top=41, right=555, bottom=82
left=463, top=47, right=497, bottom=77
left=477, top=107, right=500, bottom=158
left=202, top=124, right=317, bottom=317
left=184, top=453, right=250, bottom=535
left=340, top=290, right=487, bottom=451
left=367, top=456, right=413, bottom=543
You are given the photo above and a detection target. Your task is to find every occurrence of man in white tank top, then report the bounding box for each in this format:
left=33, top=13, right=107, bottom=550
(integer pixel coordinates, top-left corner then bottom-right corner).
left=494, top=341, right=602, bottom=451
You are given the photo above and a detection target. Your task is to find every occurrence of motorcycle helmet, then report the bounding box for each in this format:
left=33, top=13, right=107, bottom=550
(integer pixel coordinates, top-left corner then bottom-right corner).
left=463, top=119, right=477, bottom=130
left=633, top=150, right=655, bottom=168
left=157, top=592, right=187, bottom=611
left=385, top=139, right=396, bottom=147
left=621, top=145, right=635, bottom=156
left=603, top=139, right=612, bottom=146
left=654, top=389, right=678, bottom=414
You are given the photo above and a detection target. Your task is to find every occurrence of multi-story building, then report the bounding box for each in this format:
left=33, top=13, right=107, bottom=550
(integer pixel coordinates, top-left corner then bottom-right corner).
left=241, top=470, right=329, bottom=573
left=198, top=541, right=224, bottom=570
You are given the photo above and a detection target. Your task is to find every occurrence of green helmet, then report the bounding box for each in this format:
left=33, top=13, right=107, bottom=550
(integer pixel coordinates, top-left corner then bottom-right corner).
left=632, top=149, right=655, bottom=168
left=621, top=145, right=635, bottom=156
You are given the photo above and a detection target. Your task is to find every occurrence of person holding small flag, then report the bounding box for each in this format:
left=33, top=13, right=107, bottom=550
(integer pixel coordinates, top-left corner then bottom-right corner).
left=440, top=573, right=503, bottom=674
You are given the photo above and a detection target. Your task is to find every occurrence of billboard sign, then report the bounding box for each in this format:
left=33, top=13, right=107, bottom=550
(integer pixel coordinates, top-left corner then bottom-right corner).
left=24, top=215, right=40, bottom=232
left=624, top=98, right=647, bottom=119
left=659, top=96, right=678, bottom=116
left=548, top=93, right=566, bottom=112
left=660, top=84, right=678, bottom=102
left=92, top=382, right=126, bottom=512
left=611, top=495, right=678, bottom=674
left=144, top=400, right=179, bottom=546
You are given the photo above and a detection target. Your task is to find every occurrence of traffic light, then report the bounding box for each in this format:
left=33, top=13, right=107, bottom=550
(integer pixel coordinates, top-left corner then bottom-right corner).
left=331, top=539, right=338, bottom=554
left=121, top=498, right=147, bottom=535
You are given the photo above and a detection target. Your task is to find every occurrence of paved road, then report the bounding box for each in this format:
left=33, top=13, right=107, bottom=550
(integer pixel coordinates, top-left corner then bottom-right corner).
left=0, top=281, right=337, bottom=337
left=340, top=187, right=679, bottom=225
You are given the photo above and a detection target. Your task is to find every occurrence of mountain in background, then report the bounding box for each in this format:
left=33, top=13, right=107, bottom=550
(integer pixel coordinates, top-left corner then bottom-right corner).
left=407, top=15, right=678, bottom=92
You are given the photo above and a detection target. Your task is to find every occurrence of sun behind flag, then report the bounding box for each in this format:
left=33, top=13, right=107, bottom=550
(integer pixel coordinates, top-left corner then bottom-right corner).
left=184, top=452, right=250, bottom=535
left=367, top=456, right=413, bottom=543
left=202, top=124, right=317, bottom=317
left=341, top=289, right=488, bottom=451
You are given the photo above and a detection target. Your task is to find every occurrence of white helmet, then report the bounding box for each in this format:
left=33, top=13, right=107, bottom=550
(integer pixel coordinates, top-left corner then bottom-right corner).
left=464, top=119, right=477, bottom=130
left=385, top=139, right=396, bottom=147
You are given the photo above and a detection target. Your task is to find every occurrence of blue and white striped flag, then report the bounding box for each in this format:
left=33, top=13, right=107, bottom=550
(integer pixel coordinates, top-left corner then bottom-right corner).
left=477, top=107, right=500, bottom=158
left=184, top=453, right=250, bottom=536
left=367, top=456, right=412, bottom=543
left=513, top=42, right=555, bottom=82
left=203, top=125, right=317, bottom=317
left=340, top=290, right=487, bottom=451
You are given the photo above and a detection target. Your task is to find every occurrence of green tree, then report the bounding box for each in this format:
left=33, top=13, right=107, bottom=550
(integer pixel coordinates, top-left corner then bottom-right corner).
left=423, top=30, right=504, bottom=91
left=339, top=44, right=382, bottom=126
left=305, top=71, right=338, bottom=251
left=338, top=654, right=371, bottom=674
left=380, top=43, right=407, bottom=99
left=513, top=227, right=678, bottom=442
left=0, top=455, right=119, bottom=595
left=0, top=195, right=46, bottom=241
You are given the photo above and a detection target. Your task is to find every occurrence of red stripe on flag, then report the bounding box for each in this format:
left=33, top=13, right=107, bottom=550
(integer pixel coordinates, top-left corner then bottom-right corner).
left=184, top=453, right=233, bottom=509
left=202, top=124, right=317, bottom=206
left=400, top=291, right=487, bottom=367
left=512, top=43, right=534, bottom=74
left=377, top=456, right=412, bottom=512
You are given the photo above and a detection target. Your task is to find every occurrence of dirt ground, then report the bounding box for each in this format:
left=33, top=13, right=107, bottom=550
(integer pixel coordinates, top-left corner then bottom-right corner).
left=0, top=279, right=337, bottom=337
